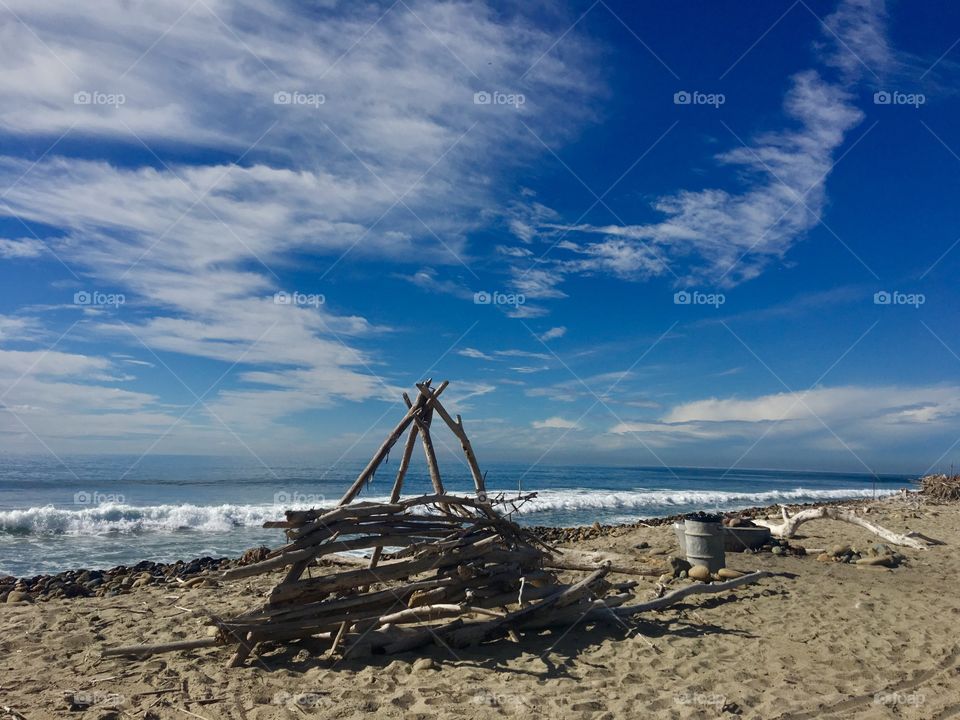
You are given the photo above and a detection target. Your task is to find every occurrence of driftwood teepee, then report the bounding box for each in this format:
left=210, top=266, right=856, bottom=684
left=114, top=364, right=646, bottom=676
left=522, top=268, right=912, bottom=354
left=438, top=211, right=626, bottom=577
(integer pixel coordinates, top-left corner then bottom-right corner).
left=103, top=380, right=770, bottom=667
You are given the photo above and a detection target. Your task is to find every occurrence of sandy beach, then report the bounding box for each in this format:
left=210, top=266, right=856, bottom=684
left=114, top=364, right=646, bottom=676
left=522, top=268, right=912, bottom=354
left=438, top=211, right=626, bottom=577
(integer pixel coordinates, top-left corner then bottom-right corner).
left=0, top=495, right=956, bottom=720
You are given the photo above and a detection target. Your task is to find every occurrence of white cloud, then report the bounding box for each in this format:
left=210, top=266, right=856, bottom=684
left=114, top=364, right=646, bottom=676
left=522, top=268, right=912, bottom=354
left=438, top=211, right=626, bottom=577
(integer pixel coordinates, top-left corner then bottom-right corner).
left=664, top=385, right=960, bottom=426
left=457, top=347, right=493, bottom=360
left=0, top=237, right=46, bottom=258
left=532, top=416, right=580, bottom=430
left=538, top=326, right=566, bottom=341
left=550, top=70, right=864, bottom=286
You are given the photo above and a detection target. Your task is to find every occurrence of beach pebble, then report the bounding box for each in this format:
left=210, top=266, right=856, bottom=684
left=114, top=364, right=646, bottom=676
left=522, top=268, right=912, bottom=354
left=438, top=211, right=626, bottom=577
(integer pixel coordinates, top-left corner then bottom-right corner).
left=816, top=553, right=833, bottom=563
left=688, top=565, right=711, bottom=581
left=771, top=546, right=784, bottom=556
left=716, top=568, right=743, bottom=579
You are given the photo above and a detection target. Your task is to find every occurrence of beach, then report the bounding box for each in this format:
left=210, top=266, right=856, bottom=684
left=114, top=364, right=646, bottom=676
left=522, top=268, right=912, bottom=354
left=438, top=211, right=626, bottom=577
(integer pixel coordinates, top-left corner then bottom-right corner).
left=1, top=495, right=955, bottom=719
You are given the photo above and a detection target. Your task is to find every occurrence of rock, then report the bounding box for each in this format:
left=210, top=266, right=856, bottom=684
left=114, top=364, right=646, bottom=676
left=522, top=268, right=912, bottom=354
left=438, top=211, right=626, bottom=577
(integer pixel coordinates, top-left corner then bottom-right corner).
left=635, top=541, right=650, bottom=550
left=667, top=555, right=691, bottom=578
left=240, top=546, right=271, bottom=566
left=412, top=658, right=437, bottom=672
left=716, top=568, right=744, bottom=579
left=830, top=544, right=851, bottom=557
left=771, top=546, right=784, bottom=556
left=6, top=590, right=32, bottom=603
left=856, top=555, right=894, bottom=567
left=816, top=553, right=833, bottom=563
left=678, top=570, right=688, bottom=579
left=688, top=565, right=711, bottom=581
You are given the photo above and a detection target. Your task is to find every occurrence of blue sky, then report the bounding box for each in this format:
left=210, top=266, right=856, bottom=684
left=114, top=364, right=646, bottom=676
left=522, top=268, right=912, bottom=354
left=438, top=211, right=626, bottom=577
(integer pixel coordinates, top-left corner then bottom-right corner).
left=0, top=0, right=958, bottom=474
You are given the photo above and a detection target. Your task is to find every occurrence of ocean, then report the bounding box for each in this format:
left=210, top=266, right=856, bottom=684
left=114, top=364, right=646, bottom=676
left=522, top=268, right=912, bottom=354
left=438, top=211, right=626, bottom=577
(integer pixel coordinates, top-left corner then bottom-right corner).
left=0, top=454, right=914, bottom=576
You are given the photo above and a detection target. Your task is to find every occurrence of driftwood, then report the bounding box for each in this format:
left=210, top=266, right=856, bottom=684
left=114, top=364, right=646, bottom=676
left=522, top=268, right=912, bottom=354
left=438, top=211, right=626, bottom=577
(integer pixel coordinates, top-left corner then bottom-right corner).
left=102, top=637, right=223, bottom=658
left=753, top=506, right=930, bottom=550
left=545, top=548, right=666, bottom=577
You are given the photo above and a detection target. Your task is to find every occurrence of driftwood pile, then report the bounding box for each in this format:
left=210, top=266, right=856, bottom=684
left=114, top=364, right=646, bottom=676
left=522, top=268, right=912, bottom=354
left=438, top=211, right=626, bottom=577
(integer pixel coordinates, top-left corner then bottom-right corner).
left=920, top=473, right=960, bottom=502
left=103, top=380, right=769, bottom=667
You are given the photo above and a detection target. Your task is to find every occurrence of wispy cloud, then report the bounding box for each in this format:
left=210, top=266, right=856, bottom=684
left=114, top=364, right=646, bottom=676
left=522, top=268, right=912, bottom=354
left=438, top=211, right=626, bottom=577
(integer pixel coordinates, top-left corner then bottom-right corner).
left=0, top=0, right=598, bottom=450
left=494, top=0, right=888, bottom=304
left=532, top=416, right=580, bottom=430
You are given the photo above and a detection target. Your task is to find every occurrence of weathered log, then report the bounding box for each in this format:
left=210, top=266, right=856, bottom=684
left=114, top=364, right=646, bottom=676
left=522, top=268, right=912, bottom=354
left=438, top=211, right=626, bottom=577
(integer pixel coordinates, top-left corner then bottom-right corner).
left=611, top=570, right=771, bottom=615
left=445, top=566, right=610, bottom=648
left=752, top=506, right=930, bottom=549
left=223, top=534, right=444, bottom=580
left=544, top=548, right=666, bottom=577
left=102, top=637, right=223, bottom=659
left=269, top=543, right=542, bottom=605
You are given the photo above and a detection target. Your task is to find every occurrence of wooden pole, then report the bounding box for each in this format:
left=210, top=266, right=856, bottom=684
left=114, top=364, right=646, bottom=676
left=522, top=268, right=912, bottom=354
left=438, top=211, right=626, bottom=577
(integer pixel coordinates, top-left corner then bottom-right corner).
left=416, top=410, right=444, bottom=497
left=417, top=383, right=487, bottom=500
left=368, top=392, right=424, bottom=572
left=337, top=381, right=448, bottom=506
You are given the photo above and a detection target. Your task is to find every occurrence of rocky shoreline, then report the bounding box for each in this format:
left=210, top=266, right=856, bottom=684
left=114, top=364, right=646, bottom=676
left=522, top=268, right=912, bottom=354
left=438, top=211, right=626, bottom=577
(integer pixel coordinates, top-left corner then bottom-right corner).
left=1, top=493, right=905, bottom=604
left=530, top=494, right=890, bottom=544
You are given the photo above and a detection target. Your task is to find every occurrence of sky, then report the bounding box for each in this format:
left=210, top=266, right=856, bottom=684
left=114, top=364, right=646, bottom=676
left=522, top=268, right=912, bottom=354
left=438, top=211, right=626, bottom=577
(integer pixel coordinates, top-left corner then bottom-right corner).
left=0, top=0, right=958, bottom=475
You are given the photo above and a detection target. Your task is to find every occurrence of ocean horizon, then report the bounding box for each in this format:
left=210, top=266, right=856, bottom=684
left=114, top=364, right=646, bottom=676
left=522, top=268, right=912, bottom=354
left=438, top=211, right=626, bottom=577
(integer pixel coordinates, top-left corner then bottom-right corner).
left=0, top=454, right=914, bottom=576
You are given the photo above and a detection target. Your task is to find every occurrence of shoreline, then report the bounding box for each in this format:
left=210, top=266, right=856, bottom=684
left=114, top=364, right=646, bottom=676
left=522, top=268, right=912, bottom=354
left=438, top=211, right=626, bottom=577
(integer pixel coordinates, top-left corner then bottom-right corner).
left=0, top=491, right=911, bottom=597
left=1, top=489, right=955, bottom=719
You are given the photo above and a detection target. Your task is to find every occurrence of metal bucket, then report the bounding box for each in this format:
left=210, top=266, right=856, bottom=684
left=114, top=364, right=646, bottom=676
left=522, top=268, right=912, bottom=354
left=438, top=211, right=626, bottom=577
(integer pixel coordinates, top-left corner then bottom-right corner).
left=684, top=519, right=725, bottom=572
left=672, top=522, right=687, bottom=554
